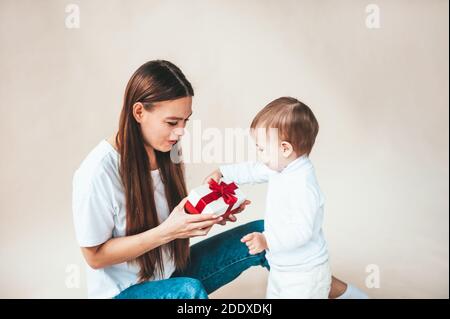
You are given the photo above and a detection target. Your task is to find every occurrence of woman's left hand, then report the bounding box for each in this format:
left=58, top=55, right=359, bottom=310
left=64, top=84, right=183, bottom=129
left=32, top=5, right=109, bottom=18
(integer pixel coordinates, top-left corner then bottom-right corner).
left=217, top=200, right=252, bottom=225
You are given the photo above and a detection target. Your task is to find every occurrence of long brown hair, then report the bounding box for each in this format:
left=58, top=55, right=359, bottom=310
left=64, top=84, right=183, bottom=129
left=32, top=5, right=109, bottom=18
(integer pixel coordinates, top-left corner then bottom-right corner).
left=116, top=60, right=193, bottom=281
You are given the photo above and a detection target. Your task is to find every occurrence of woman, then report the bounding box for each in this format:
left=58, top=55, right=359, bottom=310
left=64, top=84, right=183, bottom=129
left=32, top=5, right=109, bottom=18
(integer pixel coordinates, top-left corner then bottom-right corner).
left=72, top=60, right=363, bottom=299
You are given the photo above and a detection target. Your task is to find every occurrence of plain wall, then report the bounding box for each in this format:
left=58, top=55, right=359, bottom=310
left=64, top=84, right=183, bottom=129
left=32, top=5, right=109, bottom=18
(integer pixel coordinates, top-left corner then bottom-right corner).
left=0, top=0, right=448, bottom=298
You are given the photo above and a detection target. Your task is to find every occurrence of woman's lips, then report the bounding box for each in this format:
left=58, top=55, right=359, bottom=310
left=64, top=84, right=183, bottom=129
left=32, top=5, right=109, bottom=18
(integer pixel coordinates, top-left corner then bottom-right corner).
left=168, top=140, right=178, bottom=144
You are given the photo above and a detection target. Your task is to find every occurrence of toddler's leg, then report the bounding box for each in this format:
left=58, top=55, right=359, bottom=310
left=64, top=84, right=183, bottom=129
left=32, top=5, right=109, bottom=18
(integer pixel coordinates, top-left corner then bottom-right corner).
left=265, top=271, right=280, bottom=299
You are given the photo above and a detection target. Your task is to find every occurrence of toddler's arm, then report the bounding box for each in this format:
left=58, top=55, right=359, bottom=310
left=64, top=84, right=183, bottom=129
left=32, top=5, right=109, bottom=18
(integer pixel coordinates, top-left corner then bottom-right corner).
left=264, top=185, right=321, bottom=253
left=219, top=161, right=276, bottom=185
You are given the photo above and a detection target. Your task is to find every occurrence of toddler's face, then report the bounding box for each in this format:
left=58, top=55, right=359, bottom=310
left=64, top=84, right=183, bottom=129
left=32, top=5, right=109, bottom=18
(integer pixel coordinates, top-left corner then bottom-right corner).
left=251, top=127, right=284, bottom=171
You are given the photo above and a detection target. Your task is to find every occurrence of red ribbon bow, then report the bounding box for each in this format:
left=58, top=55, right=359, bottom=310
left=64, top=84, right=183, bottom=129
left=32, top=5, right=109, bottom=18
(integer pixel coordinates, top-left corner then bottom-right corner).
left=185, top=180, right=239, bottom=217
left=207, top=179, right=238, bottom=206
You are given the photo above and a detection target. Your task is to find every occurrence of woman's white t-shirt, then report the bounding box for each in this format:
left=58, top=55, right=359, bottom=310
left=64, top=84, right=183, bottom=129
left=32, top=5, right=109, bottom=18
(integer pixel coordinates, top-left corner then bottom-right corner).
left=72, top=140, right=176, bottom=299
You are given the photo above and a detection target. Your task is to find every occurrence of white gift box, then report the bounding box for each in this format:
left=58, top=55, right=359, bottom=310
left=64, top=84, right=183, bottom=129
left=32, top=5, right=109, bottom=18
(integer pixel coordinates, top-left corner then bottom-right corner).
left=184, top=180, right=247, bottom=217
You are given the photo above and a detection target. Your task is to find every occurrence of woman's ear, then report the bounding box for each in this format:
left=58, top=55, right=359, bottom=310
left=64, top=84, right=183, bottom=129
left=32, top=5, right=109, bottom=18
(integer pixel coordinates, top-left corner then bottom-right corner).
left=280, top=141, right=294, bottom=158
left=132, top=102, right=145, bottom=123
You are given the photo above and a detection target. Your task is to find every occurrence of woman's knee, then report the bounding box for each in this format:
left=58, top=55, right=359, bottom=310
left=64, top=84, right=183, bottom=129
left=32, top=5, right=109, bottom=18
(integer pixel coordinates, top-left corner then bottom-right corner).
left=230, top=220, right=268, bottom=269
left=241, top=219, right=264, bottom=234
left=175, top=277, right=208, bottom=299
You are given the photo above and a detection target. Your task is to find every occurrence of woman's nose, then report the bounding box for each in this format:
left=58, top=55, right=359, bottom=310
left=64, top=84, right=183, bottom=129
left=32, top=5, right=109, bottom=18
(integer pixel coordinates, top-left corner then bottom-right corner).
left=173, top=127, right=185, bottom=136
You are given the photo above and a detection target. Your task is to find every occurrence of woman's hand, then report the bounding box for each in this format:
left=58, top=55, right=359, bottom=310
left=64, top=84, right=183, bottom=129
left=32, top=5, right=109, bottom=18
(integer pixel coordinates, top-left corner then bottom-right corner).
left=159, top=197, right=223, bottom=240
left=216, top=199, right=251, bottom=225
left=80, top=197, right=218, bottom=270
left=203, top=169, right=251, bottom=225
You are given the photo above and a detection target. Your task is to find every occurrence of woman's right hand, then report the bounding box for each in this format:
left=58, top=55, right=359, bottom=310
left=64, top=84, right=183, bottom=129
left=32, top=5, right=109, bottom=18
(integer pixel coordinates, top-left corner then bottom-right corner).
left=159, top=197, right=223, bottom=240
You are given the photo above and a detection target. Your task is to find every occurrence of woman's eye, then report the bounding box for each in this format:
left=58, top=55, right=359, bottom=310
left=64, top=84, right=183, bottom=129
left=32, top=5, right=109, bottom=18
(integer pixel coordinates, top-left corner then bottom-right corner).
left=167, top=121, right=178, bottom=126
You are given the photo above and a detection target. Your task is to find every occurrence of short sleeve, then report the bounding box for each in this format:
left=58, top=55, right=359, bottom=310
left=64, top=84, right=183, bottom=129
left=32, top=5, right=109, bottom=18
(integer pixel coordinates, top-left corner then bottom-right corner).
left=72, top=170, right=115, bottom=247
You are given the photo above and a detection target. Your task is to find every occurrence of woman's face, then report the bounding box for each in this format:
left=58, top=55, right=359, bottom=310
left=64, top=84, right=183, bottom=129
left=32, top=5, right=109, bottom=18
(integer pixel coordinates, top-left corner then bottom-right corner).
left=133, top=96, right=193, bottom=152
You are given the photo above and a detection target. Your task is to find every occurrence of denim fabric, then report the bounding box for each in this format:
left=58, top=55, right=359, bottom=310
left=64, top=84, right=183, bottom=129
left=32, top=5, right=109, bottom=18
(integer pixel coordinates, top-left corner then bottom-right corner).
left=114, top=220, right=268, bottom=299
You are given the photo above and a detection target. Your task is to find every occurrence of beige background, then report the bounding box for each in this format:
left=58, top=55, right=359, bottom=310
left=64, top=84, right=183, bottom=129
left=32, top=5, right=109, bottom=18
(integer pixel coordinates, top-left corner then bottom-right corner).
left=0, top=0, right=448, bottom=298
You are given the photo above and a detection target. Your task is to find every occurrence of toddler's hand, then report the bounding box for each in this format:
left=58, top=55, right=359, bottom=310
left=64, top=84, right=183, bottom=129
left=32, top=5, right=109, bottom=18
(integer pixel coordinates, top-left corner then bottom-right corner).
left=241, top=232, right=268, bottom=255
left=203, top=169, right=223, bottom=184
left=203, top=169, right=251, bottom=226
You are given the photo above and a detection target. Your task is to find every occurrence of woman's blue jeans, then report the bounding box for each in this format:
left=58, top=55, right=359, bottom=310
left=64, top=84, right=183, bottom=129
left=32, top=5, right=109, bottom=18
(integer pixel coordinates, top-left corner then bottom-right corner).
left=114, top=220, right=269, bottom=299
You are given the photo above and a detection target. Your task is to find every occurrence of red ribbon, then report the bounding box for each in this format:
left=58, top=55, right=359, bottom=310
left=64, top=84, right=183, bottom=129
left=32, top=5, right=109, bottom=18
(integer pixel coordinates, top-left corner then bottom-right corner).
left=187, top=180, right=238, bottom=216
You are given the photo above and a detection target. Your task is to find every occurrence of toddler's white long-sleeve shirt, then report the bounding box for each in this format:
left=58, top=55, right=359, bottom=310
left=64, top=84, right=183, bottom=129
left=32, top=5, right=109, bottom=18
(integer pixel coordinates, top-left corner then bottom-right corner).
left=220, top=155, right=328, bottom=271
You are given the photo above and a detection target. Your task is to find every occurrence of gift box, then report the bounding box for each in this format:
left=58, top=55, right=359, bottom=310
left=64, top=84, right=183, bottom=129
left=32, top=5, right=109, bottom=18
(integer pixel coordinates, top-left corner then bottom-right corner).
left=184, top=179, right=246, bottom=218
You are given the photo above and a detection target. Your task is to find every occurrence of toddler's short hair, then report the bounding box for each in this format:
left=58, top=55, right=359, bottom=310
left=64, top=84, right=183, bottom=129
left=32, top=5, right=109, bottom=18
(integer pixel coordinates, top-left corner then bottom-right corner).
left=250, top=97, right=319, bottom=156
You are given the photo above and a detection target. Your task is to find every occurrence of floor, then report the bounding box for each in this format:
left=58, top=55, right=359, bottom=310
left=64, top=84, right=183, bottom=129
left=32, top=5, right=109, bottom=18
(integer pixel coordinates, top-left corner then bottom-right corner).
left=210, top=267, right=268, bottom=299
